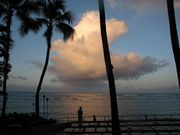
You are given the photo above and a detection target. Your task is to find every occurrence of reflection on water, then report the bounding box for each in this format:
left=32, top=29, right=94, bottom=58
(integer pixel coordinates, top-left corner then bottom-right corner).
left=48, top=93, right=110, bottom=118
left=1, top=92, right=180, bottom=120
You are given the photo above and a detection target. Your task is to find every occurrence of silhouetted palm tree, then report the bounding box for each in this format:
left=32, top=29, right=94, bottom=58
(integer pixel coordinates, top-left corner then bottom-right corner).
left=98, top=0, right=121, bottom=134
left=0, top=0, right=39, bottom=117
left=0, top=24, right=7, bottom=87
left=0, top=24, right=12, bottom=86
left=0, top=22, right=11, bottom=117
left=0, top=24, right=7, bottom=57
left=167, top=0, right=180, bottom=88
left=0, top=24, right=13, bottom=58
left=20, top=0, right=74, bottom=118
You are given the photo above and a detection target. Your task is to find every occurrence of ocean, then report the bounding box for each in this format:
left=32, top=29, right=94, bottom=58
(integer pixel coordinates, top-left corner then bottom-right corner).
left=1, top=92, right=180, bottom=121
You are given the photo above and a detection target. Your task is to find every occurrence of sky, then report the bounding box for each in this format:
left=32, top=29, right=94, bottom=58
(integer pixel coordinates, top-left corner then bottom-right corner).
left=2, top=0, right=180, bottom=93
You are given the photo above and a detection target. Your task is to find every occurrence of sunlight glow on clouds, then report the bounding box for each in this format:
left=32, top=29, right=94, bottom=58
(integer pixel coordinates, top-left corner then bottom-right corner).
left=50, top=11, right=168, bottom=84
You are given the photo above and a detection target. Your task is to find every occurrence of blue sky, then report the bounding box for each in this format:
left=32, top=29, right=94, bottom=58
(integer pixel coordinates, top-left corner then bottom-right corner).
left=4, top=0, right=180, bottom=93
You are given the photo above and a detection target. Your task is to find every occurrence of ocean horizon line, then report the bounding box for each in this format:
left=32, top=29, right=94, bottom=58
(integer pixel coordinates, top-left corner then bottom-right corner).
left=6, top=90, right=180, bottom=94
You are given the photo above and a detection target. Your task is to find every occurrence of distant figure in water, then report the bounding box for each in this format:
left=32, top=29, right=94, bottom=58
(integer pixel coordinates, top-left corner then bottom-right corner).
left=93, top=115, right=96, bottom=122
left=78, top=106, right=83, bottom=126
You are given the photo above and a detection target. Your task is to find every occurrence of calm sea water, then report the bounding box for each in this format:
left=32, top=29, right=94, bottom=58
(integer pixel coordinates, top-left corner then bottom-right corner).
left=1, top=92, right=180, bottom=120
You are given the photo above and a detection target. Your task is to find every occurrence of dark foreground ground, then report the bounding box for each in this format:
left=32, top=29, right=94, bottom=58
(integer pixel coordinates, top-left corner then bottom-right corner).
left=63, top=119, right=180, bottom=135
left=0, top=113, right=61, bottom=135
left=1, top=113, right=180, bottom=135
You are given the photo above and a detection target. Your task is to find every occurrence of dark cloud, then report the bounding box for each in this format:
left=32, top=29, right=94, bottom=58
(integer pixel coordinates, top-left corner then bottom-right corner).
left=57, top=81, right=108, bottom=92
left=113, top=56, right=169, bottom=80
left=50, top=78, right=59, bottom=83
left=7, top=84, right=179, bottom=93
left=9, top=75, right=28, bottom=80
left=27, top=59, right=54, bottom=72
left=7, top=85, right=60, bottom=92
left=26, top=59, right=43, bottom=69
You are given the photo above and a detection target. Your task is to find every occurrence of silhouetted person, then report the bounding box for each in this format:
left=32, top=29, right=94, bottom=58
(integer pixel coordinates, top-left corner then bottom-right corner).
left=145, top=115, right=148, bottom=120
left=78, top=106, right=83, bottom=126
left=93, top=115, right=97, bottom=132
left=93, top=115, right=96, bottom=122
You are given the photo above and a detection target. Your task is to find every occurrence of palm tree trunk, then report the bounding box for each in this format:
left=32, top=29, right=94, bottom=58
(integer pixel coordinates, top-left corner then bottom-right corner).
left=98, top=0, right=121, bottom=134
left=167, top=0, right=180, bottom=88
left=1, top=10, right=13, bottom=118
left=35, top=30, right=52, bottom=118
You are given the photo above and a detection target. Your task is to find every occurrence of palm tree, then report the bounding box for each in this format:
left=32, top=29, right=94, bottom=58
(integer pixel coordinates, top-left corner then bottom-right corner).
left=0, top=22, right=11, bottom=117
left=0, top=0, right=39, bottom=117
left=167, top=0, right=180, bottom=88
left=0, top=24, right=8, bottom=57
left=20, top=0, right=74, bottom=118
left=0, top=24, right=12, bottom=86
left=0, top=24, right=7, bottom=87
left=98, top=0, right=121, bottom=134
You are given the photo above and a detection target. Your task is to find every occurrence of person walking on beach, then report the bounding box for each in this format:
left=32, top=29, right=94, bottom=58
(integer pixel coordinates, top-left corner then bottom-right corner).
left=78, top=106, right=83, bottom=126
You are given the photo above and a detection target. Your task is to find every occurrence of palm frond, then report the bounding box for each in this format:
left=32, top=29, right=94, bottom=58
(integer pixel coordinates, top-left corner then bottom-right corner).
left=0, top=36, right=7, bottom=46
left=42, top=5, right=52, bottom=18
left=18, top=0, right=42, bottom=16
left=0, top=24, right=7, bottom=33
left=0, top=1, right=8, bottom=23
left=0, top=3, right=7, bottom=18
left=0, top=34, right=13, bottom=50
left=0, top=53, right=4, bottom=57
left=42, top=3, right=58, bottom=19
left=2, top=15, right=7, bottom=24
left=56, top=11, right=73, bottom=24
left=41, top=0, right=66, bottom=19
left=9, top=0, right=22, bottom=5
left=16, top=10, right=30, bottom=24
left=56, top=22, right=74, bottom=41
left=37, top=18, right=49, bottom=26
left=16, top=0, right=43, bottom=21
left=43, top=27, right=52, bottom=40
left=19, top=18, right=42, bottom=36
left=53, top=0, right=65, bottom=12
left=0, top=46, right=6, bottom=57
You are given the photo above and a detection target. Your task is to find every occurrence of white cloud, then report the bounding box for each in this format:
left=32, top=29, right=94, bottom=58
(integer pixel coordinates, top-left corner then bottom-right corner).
left=49, top=11, right=167, bottom=84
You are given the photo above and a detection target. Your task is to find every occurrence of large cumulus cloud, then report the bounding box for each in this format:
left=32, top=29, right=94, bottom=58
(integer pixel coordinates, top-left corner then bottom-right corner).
left=50, top=11, right=168, bottom=84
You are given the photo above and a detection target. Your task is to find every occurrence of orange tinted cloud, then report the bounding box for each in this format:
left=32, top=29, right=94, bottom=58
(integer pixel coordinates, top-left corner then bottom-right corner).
left=50, top=11, right=167, bottom=83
